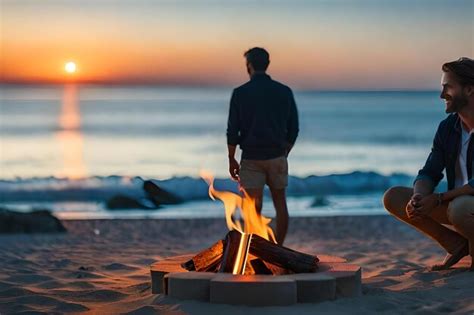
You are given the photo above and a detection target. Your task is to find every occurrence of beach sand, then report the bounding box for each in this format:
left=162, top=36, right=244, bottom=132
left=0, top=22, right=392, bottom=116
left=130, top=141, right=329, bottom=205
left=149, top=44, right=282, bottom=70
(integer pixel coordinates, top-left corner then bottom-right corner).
left=0, top=215, right=473, bottom=314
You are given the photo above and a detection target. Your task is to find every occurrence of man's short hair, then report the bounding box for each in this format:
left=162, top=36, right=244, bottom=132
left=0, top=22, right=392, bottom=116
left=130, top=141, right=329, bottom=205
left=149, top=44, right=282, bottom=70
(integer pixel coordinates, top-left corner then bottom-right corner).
left=244, top=47, right=270, bottom=71
left=442, top=57, right=474, bottom=86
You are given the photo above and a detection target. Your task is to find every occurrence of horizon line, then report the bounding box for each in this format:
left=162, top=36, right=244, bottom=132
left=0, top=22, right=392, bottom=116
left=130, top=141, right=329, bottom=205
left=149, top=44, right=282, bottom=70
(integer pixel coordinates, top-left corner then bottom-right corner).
left=0, top=80, right=440, bottom=93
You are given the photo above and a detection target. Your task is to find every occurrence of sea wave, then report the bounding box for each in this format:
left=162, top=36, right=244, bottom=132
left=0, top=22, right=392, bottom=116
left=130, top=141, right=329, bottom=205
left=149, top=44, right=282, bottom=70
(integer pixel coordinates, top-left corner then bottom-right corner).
left=0, top=171, right=413, bottom=203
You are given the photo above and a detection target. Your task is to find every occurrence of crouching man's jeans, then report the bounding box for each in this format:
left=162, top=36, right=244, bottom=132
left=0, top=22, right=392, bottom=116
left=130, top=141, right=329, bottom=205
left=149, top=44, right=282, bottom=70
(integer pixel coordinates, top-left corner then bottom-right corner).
left=383, top=186, right=474, bottom=257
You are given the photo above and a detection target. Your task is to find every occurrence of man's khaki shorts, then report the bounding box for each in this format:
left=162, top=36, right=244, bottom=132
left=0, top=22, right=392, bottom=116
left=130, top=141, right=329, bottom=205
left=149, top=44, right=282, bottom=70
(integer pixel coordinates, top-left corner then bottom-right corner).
left=239, top=156, right=288, bottom=190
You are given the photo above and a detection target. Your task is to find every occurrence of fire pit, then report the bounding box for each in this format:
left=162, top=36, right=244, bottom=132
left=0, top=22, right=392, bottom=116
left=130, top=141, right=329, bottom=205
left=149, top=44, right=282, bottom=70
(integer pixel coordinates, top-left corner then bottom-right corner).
left=149, top=172, right=362, bottom=306
left=150, top=253, right=361, bottom=305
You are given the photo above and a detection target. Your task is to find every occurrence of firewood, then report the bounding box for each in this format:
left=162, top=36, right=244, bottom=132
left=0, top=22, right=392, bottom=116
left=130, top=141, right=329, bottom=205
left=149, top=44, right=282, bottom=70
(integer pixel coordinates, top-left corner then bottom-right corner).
left=181, top=240, right=224, bottom=272
left=219, top=230, right=246, bottom=273
left=249, top=234, right=319, bottom=273
left=262, top=261, right=290, bottom=275
left=244, top=259, right=256, bottom=275
left=249, top=258, right=273, bottom=275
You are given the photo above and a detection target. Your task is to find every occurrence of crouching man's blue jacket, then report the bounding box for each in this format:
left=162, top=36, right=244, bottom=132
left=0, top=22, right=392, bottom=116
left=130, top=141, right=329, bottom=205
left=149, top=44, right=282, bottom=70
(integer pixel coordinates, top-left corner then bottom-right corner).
left=416, top=114, right=474, bottom=190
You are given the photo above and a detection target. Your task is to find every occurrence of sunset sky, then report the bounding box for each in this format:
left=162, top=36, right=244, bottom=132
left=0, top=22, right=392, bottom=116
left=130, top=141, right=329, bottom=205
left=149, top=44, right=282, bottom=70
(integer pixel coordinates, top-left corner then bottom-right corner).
left=1, top=0, right=473, bottom=89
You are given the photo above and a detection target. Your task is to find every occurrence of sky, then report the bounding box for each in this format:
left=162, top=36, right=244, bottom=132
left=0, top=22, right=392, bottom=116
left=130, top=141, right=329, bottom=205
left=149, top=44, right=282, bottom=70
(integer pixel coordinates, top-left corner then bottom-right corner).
left=1, top=0, right=473, bottom=90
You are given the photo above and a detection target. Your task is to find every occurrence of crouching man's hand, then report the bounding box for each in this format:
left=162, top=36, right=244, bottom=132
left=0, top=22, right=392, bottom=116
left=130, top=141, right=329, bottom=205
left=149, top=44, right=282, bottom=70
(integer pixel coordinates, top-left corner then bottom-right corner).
left=406, top=193, right=423, bottom=220
left=415, top=193, right=440, bottom=217
left=406, top=193, right=440, bottom=220
left=228, top=157, right=240, bottom=181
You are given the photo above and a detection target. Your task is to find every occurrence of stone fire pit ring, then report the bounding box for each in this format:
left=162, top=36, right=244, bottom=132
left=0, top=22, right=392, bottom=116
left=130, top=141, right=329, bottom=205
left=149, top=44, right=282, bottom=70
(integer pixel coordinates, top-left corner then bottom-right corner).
left=150, top=254, right=361, bottom=306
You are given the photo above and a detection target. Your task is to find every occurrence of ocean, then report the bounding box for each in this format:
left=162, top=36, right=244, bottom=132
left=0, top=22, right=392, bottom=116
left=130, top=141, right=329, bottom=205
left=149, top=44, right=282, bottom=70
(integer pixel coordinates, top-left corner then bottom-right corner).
left=0, top=84, right=446, bottom=219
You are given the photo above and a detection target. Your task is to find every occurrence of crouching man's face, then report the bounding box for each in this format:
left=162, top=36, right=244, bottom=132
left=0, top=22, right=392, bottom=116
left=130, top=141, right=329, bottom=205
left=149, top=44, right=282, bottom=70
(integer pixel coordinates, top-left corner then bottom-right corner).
left=440, top=71, right=469, bottom=114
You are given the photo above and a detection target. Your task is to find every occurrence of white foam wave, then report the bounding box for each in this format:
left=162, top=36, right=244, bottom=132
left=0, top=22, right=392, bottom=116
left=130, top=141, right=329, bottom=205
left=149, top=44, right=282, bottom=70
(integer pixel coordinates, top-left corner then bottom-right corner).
left=0, top=171, right=413, bottom=202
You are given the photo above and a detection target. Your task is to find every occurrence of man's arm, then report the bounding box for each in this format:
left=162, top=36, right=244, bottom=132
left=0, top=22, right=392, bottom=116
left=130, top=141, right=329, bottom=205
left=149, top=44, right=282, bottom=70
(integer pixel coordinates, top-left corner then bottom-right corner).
left=440, top=183, right=474, bottom=202
left=415, top=183, right=474, bottom=216
left=413, top=122, right=446, bottom=194
left=286, top=89, right=299, bottom=156
left=408, top=122, right=446, bottom=218
left=227, top=145, right=239, bottom=181
left=227, top=90, right=240, bottom=180
left=413, top=179, right=435, bottom=196
left=410, top=178, right=435, bottom=208
left=227, top=90, right=240, bottom=146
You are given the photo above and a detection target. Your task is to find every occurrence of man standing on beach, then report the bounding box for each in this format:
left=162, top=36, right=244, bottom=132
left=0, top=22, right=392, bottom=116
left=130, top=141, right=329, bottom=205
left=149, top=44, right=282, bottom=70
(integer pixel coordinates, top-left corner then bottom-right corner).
left=383, top=57, right=474, bottom=271
left=226, top=47, right=299, bottom=245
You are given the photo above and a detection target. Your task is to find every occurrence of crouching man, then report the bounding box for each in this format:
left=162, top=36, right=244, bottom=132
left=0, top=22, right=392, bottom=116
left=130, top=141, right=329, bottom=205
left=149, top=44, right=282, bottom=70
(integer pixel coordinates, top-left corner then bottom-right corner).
left=383, top=57, right=474, bottom=271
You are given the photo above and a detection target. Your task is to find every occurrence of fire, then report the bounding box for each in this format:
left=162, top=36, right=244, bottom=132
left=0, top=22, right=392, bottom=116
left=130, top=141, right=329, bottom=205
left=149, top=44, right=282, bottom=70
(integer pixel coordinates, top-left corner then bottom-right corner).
left=200, top=170, right=276, bottom=243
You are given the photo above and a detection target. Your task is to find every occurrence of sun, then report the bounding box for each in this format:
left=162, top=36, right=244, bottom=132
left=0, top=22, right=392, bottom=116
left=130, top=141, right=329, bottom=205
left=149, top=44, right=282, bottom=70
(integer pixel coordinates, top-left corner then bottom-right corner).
left=65, top=61, right=77, bottom=73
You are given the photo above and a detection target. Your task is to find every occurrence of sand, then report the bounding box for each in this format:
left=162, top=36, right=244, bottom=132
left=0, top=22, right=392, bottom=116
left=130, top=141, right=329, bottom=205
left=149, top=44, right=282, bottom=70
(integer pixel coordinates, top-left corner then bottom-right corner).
left=0, top=215, right=473, bottom=314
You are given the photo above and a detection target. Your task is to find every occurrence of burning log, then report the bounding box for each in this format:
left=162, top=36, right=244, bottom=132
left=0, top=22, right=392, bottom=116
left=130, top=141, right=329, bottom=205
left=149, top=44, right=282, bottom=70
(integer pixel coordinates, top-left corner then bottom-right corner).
left=249, top=234, right=319, bottom=273
left=182, top=240, right=224, bottom=272
left=182, top=229, right=319, bottom=275
left=218, top=230, right=319, bottom=274
left=262, top=260, right=290, bottom=275
left=219, top=230, right=251, bottom=274
left=249, top=258, right=273, bottom=275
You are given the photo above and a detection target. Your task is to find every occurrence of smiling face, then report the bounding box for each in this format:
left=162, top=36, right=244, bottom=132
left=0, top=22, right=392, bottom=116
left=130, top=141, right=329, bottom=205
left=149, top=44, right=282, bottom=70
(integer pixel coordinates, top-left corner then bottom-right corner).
left=440, top=71, right=469, bottom=114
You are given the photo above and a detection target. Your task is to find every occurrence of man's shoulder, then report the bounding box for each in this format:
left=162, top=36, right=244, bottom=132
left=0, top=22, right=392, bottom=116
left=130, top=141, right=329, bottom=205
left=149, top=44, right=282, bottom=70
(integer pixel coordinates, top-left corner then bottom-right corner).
left=233, top=81, right=252, bottom=93
left=437, top=114, right=459, bottom=131
left=233, top=79, right=293, bottom=94
left=270, top=79, right=293, bottom=93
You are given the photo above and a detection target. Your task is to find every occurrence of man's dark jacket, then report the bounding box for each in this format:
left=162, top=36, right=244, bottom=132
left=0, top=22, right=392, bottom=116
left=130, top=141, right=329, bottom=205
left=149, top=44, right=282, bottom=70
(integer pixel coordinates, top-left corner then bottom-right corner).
left=226, top=73, right=299, bottom=160
left=416, top=113, right=474, bottom=189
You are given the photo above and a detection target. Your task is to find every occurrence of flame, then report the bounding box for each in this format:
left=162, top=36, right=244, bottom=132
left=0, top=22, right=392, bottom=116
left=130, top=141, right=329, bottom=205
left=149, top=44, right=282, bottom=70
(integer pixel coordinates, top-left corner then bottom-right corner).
left=200, top=170, right=276, bottom=243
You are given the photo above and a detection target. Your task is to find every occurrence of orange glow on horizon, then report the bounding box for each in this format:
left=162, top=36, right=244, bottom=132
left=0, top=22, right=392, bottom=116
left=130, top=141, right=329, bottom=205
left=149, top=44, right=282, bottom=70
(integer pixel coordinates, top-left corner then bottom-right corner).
left=0, top=39, right=249, bottom=85
left=1, top=1, right=470, bottom=89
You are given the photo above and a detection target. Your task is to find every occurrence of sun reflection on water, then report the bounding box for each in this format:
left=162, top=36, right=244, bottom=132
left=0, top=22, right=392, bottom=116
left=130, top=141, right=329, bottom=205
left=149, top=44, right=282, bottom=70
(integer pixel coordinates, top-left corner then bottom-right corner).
left=56, top=84, right=87, bottom=179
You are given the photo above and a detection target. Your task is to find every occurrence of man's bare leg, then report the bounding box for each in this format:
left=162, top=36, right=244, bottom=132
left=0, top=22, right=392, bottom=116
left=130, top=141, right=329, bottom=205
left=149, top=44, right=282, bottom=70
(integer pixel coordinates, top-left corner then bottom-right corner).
left=383, top=186, right=468, bottom=270
left=446, top=196, right=474, bottom=271
left=431, top=242, right=469, bottom=271
left=270, top=188, right=289, bottom=245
